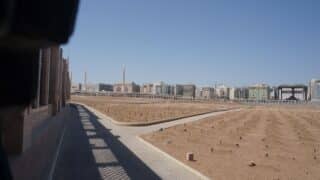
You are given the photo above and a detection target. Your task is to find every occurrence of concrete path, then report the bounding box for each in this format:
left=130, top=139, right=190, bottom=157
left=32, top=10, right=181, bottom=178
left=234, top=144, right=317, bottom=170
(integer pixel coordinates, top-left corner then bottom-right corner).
left=81, top=104, right=240, bottom=180
left=53, top=105, right=160, bottom=180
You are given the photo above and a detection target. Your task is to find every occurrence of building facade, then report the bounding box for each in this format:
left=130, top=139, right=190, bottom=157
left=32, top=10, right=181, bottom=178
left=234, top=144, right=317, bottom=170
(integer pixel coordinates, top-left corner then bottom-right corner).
left=113, top=82, right=140, bottom=93
left=201, top=87, right=215, bottom=99
left=229, top=88, right=237, bottom=100
left=229, top=87, right=249, bottom=100
left=240, top=88, right=249, bottom=99
left=168, top=85, right=175, bottom=96
left=175, top=84, right=196, bottom=98
left=269, top=87, right=279, bottom=100
left=278, top=84, right=308, bottom=101
left=153, top=82, right=170, bottom=95
left=175, top=84, right=184, bottom=96
left=309, top=79, right=320, bottom=101
left=141, top=83, right=153, bottom=94
left=229, top=88, right=239, bottom=100
left=248, top=84, right=270, bottom=100
left=98, top=83, right=113, bottom=92
left=215, top=85, right=230, bottom=99
left=141, top=82, right=171, bottom=95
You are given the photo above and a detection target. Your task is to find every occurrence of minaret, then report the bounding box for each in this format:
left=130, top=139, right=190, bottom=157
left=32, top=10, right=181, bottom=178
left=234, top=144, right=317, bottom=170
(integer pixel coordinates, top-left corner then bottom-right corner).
left=122, top=65, right=126, bottom=85
left=84, top=71, right=87, bottom=91
left=122, top=65, right=126, bottom=93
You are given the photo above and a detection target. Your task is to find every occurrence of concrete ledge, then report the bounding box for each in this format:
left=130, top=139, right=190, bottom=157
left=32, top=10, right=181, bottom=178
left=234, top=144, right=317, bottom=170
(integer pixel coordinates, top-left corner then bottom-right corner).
left=71, top=102, right=237, bottom=127
left=138, top=137, right=211, bottom=180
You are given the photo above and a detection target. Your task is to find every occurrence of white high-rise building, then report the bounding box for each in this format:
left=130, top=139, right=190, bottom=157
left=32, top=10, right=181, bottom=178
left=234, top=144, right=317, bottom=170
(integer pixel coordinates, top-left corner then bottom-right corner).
left=141, top=82, right=170, bottom=95
left=229, top=87, right=249, bottom=100
left=309, top=79, right=320, bottom=101
left=197, top=87, right=215, bottom=99
left=215, top=85, right=230, bottom=99
left=152, top=82, right=170, bottom=95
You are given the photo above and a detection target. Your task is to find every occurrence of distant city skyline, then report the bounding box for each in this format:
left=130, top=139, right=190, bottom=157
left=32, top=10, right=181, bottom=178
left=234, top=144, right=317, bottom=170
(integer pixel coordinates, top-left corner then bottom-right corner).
left=64, top=0, right=320, bottom=87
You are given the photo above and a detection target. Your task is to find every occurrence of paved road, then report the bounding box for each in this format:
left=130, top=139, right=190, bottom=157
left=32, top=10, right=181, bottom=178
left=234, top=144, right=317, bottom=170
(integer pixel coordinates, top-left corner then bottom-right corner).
left=53, top=104, right=239, bottom=180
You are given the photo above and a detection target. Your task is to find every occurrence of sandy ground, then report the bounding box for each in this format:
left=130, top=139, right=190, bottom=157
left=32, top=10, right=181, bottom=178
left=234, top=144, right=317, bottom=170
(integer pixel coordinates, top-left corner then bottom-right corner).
left=71, top=96, right=239, bottom=123
left=142, top=106, right=320, bottom=180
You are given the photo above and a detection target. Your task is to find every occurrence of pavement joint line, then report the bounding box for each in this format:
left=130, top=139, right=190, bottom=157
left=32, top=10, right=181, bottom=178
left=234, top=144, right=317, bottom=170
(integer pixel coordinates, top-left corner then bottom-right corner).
left=137, top=137, right=210, bottom=180
left=48, top=119, right=67, bottom=180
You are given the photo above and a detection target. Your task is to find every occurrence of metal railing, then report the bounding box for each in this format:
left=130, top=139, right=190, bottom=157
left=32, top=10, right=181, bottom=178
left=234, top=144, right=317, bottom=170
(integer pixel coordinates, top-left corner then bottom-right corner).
left=72, top=91, right=315, bottom=105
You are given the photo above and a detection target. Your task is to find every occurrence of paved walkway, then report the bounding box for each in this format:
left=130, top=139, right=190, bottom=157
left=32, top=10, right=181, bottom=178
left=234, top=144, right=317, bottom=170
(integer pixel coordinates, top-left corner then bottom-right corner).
left=53, top=105, right=160, bottom=180
left=53, top=104, right=239, bottom=180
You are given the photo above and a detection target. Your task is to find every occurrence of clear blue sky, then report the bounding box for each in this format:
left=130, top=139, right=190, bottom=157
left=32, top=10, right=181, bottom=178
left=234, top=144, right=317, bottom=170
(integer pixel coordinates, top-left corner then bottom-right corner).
left=64, top=0, right=319, bottom=87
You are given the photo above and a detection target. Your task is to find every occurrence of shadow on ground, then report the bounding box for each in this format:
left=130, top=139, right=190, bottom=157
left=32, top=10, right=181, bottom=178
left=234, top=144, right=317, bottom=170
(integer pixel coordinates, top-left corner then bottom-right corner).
left=53, top=104, right=161, bottom=180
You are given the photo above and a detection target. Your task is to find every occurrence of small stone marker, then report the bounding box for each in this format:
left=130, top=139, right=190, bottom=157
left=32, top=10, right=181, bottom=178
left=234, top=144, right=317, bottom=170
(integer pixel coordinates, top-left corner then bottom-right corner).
left=249, top=161, right=256, bottom=167
left=265, top=153, right=269, bottom=157
left=235, top=143, right=240, bottom=147
left=186, top=152, right=194, bottom=161
left=240, top=136, right=242, bottom=140
left=159, top=128, right=163, bottom=132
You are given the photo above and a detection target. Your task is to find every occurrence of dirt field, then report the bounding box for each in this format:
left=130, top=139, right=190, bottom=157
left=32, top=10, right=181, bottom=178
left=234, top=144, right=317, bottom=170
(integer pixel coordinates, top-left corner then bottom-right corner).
left=71, top=96, right=239, bottom=123
left=142, top=106, right=320, bottom=180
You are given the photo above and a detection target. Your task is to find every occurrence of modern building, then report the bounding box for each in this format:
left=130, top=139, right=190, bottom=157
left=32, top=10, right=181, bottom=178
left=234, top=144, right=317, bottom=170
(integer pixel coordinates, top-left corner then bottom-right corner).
left=168, top=85, right=175, bottom=96
left=240, top=87, right=249, bottom=99
left=278, top=84, right=308, bottom=101
left=215, top=85, right=230, bottom=99
left=229, top=88, right=237, bottom=100
left=113, top=82, right=140, bottom=93
left=175, top=84, right=196, bottom=98
left=98, top=83, right=113, bottom=92
left=195, top=87, right=202, bottom=98
left=229, top=87, right=249, bottom=100
left=200, top=87, right=215, bottom=99
left=141, top=83, right=153, bottom=94
left=175, top=84, right=184, bottom=96
left=248, top=84, right=270, bottom=100
left=153, top=82, right=170, bottom=95
left=269, top=86, right=279, bottom=100
left=141, top=82, right=171, bottom=95
left=229, top=88, right=239, bottom=100
left=309, top=79, right=320, bottom=101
